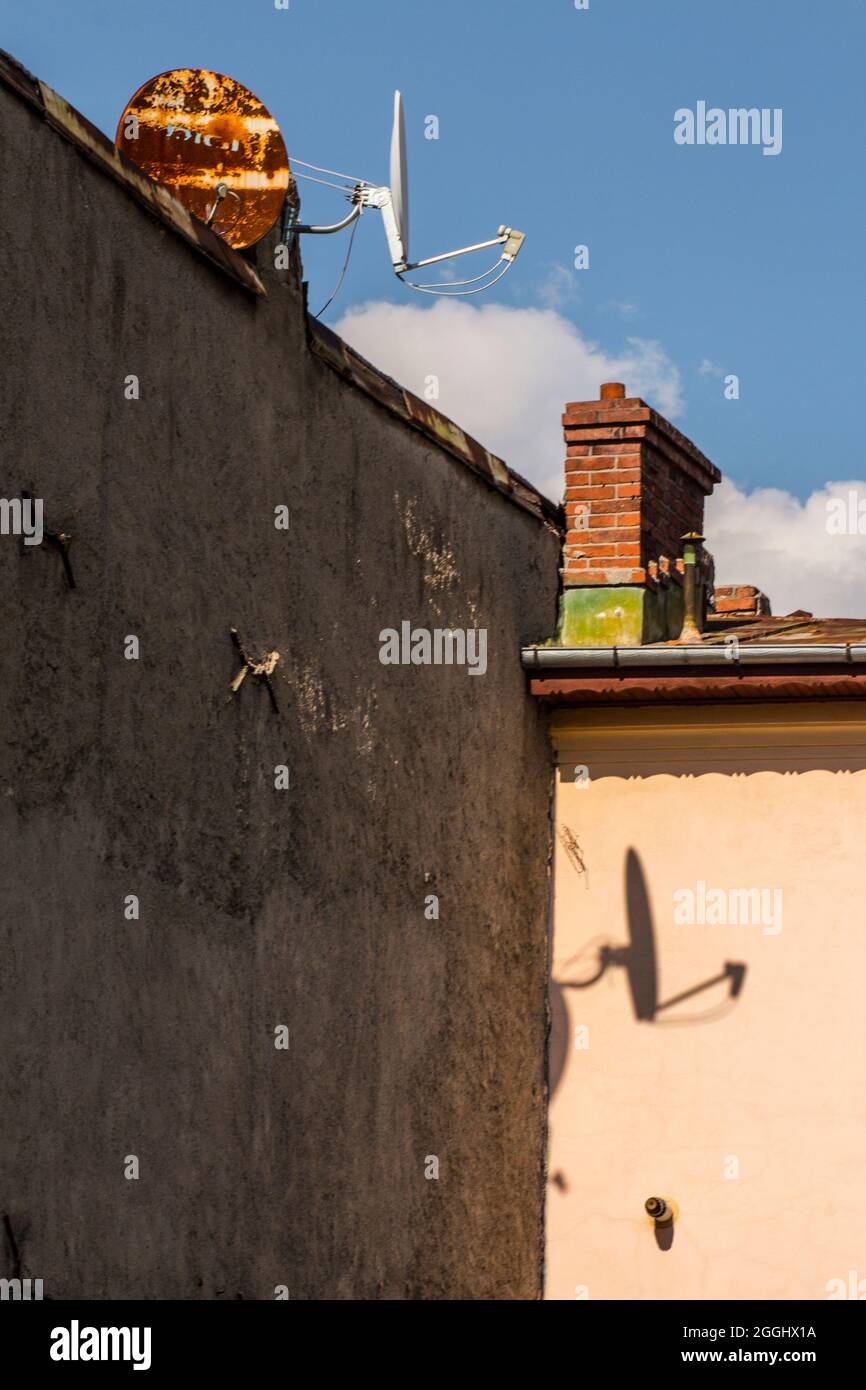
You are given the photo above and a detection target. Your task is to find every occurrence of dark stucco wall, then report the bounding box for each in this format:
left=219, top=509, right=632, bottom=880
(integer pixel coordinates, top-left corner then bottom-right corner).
left=0, top=71, right=560, bottom=1299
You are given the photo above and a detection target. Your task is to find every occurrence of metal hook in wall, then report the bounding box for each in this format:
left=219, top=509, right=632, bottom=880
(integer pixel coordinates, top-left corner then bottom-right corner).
left=20, top=491, right=76, bottom=590
left=228, top=628, right=281, bottom=714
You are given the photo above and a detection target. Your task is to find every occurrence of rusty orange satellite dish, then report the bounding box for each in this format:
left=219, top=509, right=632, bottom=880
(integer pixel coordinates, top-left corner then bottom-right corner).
left=115, top=69, right=289, bottom=249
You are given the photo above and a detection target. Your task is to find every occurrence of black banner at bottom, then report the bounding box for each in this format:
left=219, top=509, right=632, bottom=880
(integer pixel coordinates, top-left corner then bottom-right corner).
left=1, top=1298, right=862, bottom=1376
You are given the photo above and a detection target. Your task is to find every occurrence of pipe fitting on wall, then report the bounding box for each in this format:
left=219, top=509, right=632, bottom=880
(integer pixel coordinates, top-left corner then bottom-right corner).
left=645, top=1196, right=673, bottom=1224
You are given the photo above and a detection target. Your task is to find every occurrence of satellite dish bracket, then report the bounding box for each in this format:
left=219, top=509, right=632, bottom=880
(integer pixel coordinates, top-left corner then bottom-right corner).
left=355, top=185, right=409, bottom=272
left=355, top=186, right=526, bottom=282
left=290, top=199, right=365, bottom=238
left=399, top=226, right=524, bottom=275
left=282, top=92, right=527, bottom=298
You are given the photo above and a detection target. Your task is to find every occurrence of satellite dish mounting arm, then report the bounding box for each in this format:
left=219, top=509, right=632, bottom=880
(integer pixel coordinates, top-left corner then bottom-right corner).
left=362, top=183, right=524, bottom=291
left=400, top=226, right=525, bottom=275
left=283, top=91, right=526, bottom=298
left=383, top=90, right=525, bottom=293
left=290, top=196, right=365, bottom=237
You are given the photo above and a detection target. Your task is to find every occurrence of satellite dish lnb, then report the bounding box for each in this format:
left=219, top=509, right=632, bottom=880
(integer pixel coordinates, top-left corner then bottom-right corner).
left=116, top=69, right=289, bottom=249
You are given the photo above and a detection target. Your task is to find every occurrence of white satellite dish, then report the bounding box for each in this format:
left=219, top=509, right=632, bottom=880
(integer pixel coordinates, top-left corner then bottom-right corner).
left=288, top=89, right=525, bottom=302
left=389, top=91, right=409, bottom=267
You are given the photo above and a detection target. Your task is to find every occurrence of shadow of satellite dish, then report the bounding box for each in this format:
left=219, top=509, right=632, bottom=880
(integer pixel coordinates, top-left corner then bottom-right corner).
left=548, top=978, right=569, bottom=1099
left=554, top=847, right=747, bottom=1030
left=622, top=847, right=659, bottom=1021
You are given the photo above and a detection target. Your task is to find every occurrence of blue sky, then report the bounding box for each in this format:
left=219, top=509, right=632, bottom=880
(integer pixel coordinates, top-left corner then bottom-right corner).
left=5, top=0, right=866, bottom=611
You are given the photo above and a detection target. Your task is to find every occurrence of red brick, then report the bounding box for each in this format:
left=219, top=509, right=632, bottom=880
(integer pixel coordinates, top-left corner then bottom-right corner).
left=563, top=568, right=618, bottom=583
left=563, top=566, right=648, bottom=586
left=563, top=544, right=617, bottom=558
left=566, top=485, right=616, bottom=501
left=588, top=512, right=640, bottom=528
left=586, top=498, right=642, bottom=516
left=609, top=469, right=641, bottom=484
left=585, top=527, right=640, bottom=545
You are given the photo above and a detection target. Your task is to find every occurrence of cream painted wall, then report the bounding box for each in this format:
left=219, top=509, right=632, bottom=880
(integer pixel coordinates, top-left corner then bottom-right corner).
left=546, top=702, right=866, bottom=1301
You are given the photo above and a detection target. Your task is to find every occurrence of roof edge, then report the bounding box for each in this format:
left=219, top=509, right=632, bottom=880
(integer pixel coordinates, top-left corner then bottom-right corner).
left=308, top=317, right=562, bottom=532
left=529, top=672, right=866, bottom=706
left=523, top=644, right=866, bottom=670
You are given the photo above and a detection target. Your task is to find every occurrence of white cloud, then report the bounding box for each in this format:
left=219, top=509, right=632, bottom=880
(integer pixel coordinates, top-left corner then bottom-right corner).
left=536, top=264, right=581, bottom=311
left=603, top=299, right=640, bottom=320
left=707, top=479, right=866, bottom=619
left=334, top=299, right=866, bottom=617
left=333, top=299, right=683, bottom=500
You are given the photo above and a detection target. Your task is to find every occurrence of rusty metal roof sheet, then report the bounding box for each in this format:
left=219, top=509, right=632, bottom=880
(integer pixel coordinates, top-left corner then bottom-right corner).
left=695, top=615, right=866, bottom=646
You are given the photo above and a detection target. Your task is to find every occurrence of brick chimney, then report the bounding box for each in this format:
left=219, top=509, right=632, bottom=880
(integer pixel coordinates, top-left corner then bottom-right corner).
left=559, top=383, right=722, bottom=644
left=712, top=585, right=772, bottom=620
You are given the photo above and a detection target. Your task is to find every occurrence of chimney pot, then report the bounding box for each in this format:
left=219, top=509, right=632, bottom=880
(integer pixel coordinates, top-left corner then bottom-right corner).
left=600, top=382, right=626, bottom=400
left=678, top=532, right=705, bottom=642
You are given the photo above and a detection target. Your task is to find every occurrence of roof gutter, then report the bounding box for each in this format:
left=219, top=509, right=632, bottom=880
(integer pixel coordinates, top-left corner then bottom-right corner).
left=522, top=644, right=866, bottom=670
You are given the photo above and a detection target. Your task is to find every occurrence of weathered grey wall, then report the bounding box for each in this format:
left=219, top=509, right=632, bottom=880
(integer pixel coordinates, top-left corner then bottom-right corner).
left=0, top=70, right=560, bottom=1299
